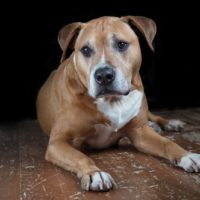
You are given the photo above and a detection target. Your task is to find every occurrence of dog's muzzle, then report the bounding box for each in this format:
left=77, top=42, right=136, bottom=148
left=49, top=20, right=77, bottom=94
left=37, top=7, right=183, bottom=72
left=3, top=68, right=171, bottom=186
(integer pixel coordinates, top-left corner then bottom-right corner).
left=93, top=66, right=129, bottom=97
left=94, top=67, right=116, bottom=97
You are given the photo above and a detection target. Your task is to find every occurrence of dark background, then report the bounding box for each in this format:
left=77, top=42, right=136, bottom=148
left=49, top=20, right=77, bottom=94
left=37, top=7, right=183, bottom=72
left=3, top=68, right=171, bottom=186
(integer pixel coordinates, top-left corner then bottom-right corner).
left=1, top=3, right=200, bottom=121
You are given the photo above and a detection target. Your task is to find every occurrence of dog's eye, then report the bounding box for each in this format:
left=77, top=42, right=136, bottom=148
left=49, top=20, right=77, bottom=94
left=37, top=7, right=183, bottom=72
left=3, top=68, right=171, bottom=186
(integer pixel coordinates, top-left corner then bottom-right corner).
left=117, top=41, right=129, bottom=52
left=80, top=46, right=93, bottom=57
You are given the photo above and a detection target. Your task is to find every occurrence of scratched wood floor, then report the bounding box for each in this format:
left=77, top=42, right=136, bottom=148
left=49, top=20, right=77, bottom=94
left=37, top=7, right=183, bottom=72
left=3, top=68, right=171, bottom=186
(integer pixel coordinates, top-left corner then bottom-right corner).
left=0, top=109, right=200, bottom=200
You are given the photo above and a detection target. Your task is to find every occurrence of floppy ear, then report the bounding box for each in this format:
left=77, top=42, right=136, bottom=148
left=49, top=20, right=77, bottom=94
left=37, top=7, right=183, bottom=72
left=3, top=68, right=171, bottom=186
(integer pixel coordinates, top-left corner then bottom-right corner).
left=120, top=16, right=157, bottom=51
left=58, top=22, right=83, bottom=63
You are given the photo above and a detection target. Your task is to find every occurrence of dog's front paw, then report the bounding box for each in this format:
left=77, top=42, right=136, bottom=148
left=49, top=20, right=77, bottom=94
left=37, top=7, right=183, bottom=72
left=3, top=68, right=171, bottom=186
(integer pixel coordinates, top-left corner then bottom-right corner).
left=178, top=153, right=200, bottom=172
left=81, top=171, right=117, bottom=191
left=164, top=119, right=185, bottom=131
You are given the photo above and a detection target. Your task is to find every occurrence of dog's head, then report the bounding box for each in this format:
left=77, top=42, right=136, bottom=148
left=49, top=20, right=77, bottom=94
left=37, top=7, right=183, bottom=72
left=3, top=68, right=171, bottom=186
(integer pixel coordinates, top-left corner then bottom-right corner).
left=58, top=16, right=156, bottom=99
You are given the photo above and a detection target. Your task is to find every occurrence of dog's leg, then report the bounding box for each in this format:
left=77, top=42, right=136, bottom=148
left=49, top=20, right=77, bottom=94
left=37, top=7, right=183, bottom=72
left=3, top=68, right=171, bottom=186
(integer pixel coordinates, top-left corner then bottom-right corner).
left=148, top=111, right=185, bottom=132
left=45, top=126, right=116, bottom=191
left=127, top=124, right=200, bottom=172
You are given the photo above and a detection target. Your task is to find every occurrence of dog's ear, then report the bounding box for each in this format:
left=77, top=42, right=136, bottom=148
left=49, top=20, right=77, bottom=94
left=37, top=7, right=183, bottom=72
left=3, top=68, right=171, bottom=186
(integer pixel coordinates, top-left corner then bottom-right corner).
left=121, top=16, right=157, bottom=51
left=58, top=22, right=83, bottom=63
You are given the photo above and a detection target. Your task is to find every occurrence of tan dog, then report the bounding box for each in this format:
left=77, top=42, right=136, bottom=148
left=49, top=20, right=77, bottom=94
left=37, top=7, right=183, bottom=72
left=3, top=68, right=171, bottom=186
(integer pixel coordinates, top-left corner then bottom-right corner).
left=36, top=16, right=200, bottom=191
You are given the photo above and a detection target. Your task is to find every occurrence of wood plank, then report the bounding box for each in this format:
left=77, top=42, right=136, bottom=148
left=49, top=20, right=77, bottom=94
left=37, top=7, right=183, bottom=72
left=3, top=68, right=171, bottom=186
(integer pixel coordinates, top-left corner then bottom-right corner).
left=0, top=123, right=20, bottom=200
left=18, top=118, right=200, bottom=200
left=1, top=109, right=200, bottom=200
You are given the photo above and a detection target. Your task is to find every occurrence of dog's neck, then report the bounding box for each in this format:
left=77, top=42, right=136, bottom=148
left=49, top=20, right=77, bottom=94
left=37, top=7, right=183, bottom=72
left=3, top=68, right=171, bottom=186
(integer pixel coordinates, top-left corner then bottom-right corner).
left=95, top=90, right=144, bottom=131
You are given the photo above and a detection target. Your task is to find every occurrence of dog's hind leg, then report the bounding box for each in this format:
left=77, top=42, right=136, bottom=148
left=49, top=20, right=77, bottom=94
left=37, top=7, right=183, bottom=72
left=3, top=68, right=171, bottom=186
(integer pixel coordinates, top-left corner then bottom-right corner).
left=148, top=111, right=185, bottom=132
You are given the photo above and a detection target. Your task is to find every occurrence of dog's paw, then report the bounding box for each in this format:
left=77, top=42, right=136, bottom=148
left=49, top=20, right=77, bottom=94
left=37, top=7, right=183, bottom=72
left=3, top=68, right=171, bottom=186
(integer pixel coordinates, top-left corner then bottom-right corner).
left=81, top=171, right=117, bottom=191
left=178, top=153, right=200, bottom=172
left=148, top=121, right=162, bottom=133
left=164, top=119, right=185, bottom=132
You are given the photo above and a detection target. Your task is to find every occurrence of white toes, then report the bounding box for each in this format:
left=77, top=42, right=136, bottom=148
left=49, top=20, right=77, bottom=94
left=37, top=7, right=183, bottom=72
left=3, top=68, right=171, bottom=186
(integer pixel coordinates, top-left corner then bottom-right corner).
left=90, top=172, right=103, bottom=190
left=81, top=171, right=116, bottom=191
left=178, top=153, right=200, bottom=172
left=165, top=119, right=185, bottom=131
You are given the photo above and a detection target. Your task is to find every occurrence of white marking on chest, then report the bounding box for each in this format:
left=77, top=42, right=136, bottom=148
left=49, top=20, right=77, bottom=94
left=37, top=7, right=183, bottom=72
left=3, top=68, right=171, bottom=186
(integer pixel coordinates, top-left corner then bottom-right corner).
left=96, top=90, right=143, bottom=131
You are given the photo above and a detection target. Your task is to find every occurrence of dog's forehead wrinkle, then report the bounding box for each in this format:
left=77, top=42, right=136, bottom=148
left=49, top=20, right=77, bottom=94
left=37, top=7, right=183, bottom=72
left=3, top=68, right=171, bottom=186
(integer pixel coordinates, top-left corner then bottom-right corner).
left=88, top=16, right=118, bottom=27
left=112, top=33, right=126, bottom=42
left=77, top=30, right=96, bottom=48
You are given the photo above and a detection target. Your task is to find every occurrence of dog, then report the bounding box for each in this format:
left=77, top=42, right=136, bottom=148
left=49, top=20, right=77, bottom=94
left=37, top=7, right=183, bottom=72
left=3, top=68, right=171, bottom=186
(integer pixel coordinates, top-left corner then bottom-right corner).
left=36, top=16, right=200, bottom=191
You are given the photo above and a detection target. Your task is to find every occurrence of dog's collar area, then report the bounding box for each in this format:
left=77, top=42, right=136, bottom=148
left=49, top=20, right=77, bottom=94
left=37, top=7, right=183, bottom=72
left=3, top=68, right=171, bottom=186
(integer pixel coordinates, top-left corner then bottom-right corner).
left=95, top=90, right=143, bottom=131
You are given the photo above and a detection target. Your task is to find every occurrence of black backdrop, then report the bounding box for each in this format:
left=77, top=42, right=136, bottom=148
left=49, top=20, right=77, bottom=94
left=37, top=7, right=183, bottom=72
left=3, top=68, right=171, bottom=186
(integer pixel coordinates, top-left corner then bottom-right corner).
left=1, top=3, right=200, bottom=121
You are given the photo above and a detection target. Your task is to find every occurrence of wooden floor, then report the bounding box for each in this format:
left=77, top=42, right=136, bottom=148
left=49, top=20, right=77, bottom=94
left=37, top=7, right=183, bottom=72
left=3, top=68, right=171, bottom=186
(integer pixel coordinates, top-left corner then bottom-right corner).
left=0, top=109, right=200, bottom=200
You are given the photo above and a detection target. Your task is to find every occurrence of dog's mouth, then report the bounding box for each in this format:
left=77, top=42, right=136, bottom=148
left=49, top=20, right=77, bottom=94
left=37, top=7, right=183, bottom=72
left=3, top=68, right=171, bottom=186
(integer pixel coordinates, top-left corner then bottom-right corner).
left=96, top=88, right=130, bottom=98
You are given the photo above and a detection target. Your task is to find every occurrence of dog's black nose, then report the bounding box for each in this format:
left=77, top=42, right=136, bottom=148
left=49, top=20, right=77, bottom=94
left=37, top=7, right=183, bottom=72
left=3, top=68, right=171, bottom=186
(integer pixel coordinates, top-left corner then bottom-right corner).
left=94, top=67, right=115, bottom=85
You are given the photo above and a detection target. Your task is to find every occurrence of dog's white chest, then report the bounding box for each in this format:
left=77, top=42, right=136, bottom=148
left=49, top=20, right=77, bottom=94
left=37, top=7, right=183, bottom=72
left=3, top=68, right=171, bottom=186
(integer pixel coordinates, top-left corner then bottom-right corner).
left=95, top=90, right=143, bottom=131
